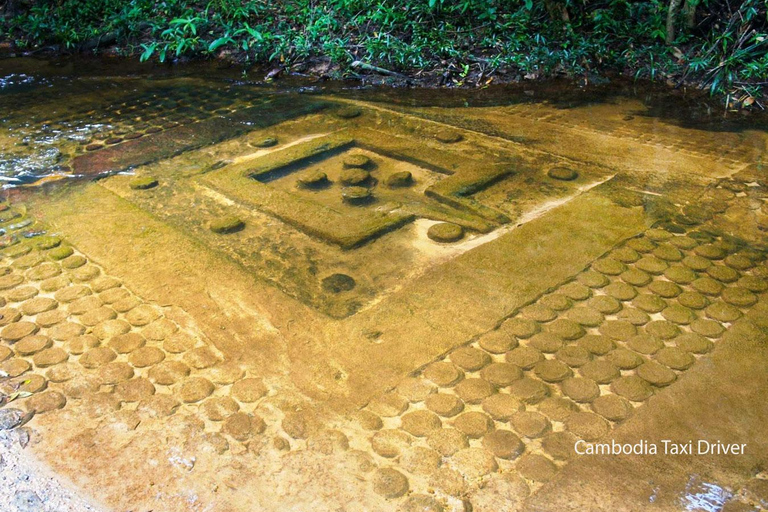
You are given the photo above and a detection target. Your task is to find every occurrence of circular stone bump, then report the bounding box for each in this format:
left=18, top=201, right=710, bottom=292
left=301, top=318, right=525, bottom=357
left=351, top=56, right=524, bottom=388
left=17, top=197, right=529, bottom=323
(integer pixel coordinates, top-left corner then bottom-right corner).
left=521, top=304, right=557, bottom=322
left=252, top=136, right=278, bottom=148
left=678, top=291, right=709, bottom=310
left=454, top=378, right=494, bottom=404
left=341, top=186, right=372, bottom=205
left=578, top=334, right=615, bottom=356
left=125, top=305, right=160, bottom=327
left=1, top=357, right=30, bottom=377
left=604, top=282, right=637, bottom=301
left=148, top=360, right=190, bottom=385
left=36, top=309, right=66, bottom=328
left=26, top=263, right=61, bottom=281
left=401, top=410, right=441, bottom=437
left=646, top=228, right=673, bottom=242
left=511, top=411, right=550, bottom=438
left=35, top=236, right=61, bottom=250
left=54, top=285, right=91, bottom=303
left=578, top=270, right=609, bottom=288
left=655, top=347, right=695, bottom=370
left=580, top=359, right=620, bottom=383
left=706, top=302, right=742, bottom=322
left=612, top=375, right=653, bottom=402
left=320, top=273, right=355, bottom=293
left=202, top=397, right=240, bottom=421
left=116, top=377, right=155, bottom=402
left=591, top=394, right=633, bottom=422
left=684, top=255, right=712, bottom=272
left=184, top=347, right=220, bottom=369
left=627, top=334, right=664, bottom=355
left=0, top=345, right=9, bottom=362
left=450, top=347, right=491, bottom=371
left=426, top=393, right=465, bottom=417
left=67, top=295, right=102, bottom=315
left=7, top=287, right=38, bottom=302
left=479, top=330, right=518, bottom=354
left=617, top=307, right=651, bottom=326
left=129, top=177, right=158, bottom=190
left=79, top=346, right=117, bottom=369
left=695, top=244, right=727, bottom=260
left=529, top=333, right=564, bottom=354
left=509, top=377, right=550, bottom=404
left=20, top=297, right=57, bottom=316
left=93, top=319, right=131, bottom=341
left=397, top=376, right=435, bottom=403
left=517, top=454, right=557, bottom=482
left=61, top=255, right=86, bottom=269
left=506, top=346, right=544, bottom=369
left=662, top=304, right=695, bottom=325
left=670, top=235, right=699, bottom=250
left=231, top=377, right=268, bottom=403
left=223, top=412, right=262, bottom=442
left=649, top=280, right=682, bottom=298
left=614, top=246, right=641, bottom=263
left=724, top=254, right=754, bottom=270
left=450, top=447, right=498, bottom=479
left=427, top=428, right=468, bottom=456
left=542, top=431, right=579, bottom=461
left=423, top=361, right=463, bottom=387
left=706, top=265, right=740, bottom=283
left=99, top=287, right=130, bottom=304
left=80, top=306, right=116, bottom=327
left=675, top=332, right=714, bottom=353
left=561, top=377, right=600, bottom=403
left=587, top=295, right=622, bottom=314
left=689, top=280, right=723, bottom=300
left=481, top=362, right=522, bottom=387
left=384, top=171, right=413, bottom=188
left=482, top=393, right=524, bottom=421
left=339, top=168, right=370, bottom=186
left=14, top=335, right=52, bottom=356
left=593, top=258, right=626, bottom=276
left=631, top=294, right=667, bottom=314
left=14, top=373, right=46, bottom=393
left=335, top=106, right=361, bottom=119
left=98, top=362, right=134, bottom=385
left=565, top=411, right=609, bottom=441
left=91, top=276, right=121, bottom=293
left=2, top=321, right=38, bottom=342
left=399, top=494, right=444, bottom=512
left=209, top=216, right=244, bottom=234
left=637, top=361, right=676, bottom=387
left=639, top=320, right=676, bottom=339
left=141, top=318, right=179, bottom=341
left=560, top=282, right=592, bottom=301
left=665, top=266, right=697, bottom=285
left=26, top=391, right=66, bottom=413
left=129, top=347, right=165, bottom=367
left=547, top=166, right=577, bottom=181
left=653, top=244, right=683, bottom=262
left=534, top=359, right=572, bottom=383
left=565, top=307, right=605, bottom=328
left=108, top=332, right=145, bottom=353
left=636, top=256, right=668, bottom=275
left=541, top=293, right=572, bottom=311
left=372, top=429, right=411, bottom=458
left=722, top=287, right=757, bottom=307
left=32, top=347, right=68, bottom=367
left=373, top=468, right=409, bottom=499
left=607, top=349, right=644, bottom=371
left=689, top=320, right=721, bottom=341
left=546, top=318, right=585, bottom=340
left=342, top=154, right=371, bottom=169
left=556, top=345, right=592, bottom=367
left=435, top=129, right=462, bottom=143
left=501, top=317, right=540, bottom=338
left=427, top=223, right=464, bottom=243
left=0, top=274, right=23, bottom=290
left=180, top=377, right=215, bottom=403
left=354, top=410, right=383, bottom=431
left=453, top=411, right=494, bottom=438
left=296, top=171, right=329, bottom=189
left=599, top=320, right=637, bottom=341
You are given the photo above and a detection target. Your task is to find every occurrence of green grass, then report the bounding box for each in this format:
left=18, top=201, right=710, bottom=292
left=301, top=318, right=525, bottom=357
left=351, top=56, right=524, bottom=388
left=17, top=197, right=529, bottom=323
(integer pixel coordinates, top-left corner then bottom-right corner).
left=1, top=0, right=766, bottom=104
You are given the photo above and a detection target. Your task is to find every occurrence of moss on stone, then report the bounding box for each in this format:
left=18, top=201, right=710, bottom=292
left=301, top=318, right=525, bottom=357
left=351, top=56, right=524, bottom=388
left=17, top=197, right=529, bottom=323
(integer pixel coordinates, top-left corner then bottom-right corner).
left=209, top=215, right=244, bottom=234
left=427, top=222, right=464, bottom=243
left=384, top=171, right=413, bottom=188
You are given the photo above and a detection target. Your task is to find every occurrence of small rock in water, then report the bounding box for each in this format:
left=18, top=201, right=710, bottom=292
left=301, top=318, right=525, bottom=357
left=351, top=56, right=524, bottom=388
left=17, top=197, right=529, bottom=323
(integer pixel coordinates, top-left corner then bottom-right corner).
left=209, top=216, right=244, bottom=234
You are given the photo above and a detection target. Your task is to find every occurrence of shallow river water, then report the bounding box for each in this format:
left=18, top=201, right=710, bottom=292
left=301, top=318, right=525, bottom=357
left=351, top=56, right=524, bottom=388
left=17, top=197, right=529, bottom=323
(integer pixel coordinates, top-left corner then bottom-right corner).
left=0, top=57, right=766, bottom=512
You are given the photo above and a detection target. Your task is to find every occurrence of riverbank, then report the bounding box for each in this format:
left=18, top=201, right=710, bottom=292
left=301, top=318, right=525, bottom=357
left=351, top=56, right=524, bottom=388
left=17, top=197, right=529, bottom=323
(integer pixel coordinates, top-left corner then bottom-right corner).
left=1, top=0, right=766, bottom=107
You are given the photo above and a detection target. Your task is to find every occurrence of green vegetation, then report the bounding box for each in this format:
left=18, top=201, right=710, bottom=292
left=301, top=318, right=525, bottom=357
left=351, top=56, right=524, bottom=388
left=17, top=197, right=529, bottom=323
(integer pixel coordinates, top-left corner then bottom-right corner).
left=1, top=0, right=766, bottom=104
